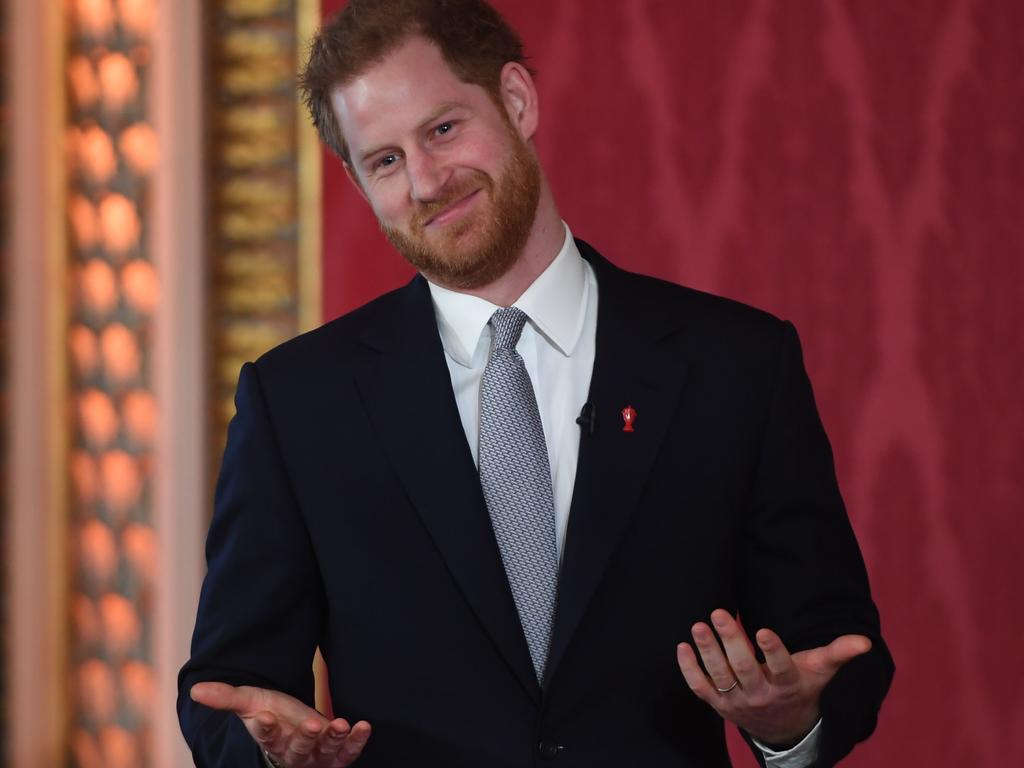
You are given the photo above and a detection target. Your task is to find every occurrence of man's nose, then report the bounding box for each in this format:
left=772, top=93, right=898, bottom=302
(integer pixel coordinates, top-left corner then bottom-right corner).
left=405, top=149, right=449, bottom=203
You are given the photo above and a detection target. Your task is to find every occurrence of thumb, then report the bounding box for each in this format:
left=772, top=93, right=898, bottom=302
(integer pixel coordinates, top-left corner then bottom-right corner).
left=827, top=634, right=872, bottom=666
left=191, top=681, right=253, bottom=713
left=193, top=682, right=322, bottom=724
left=795, top=634, right=872, bottom=680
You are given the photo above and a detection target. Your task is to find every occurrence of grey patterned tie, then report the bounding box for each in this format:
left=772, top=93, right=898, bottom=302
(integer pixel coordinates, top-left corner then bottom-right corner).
left=478, top=307, right=559, bottom=682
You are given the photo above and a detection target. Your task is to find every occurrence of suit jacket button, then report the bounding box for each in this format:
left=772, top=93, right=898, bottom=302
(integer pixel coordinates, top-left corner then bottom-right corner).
left=537, top=739, right=561, bottom=760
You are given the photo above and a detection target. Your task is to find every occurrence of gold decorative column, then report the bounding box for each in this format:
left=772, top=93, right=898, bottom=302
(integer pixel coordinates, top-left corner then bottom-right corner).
left=207, top=0, right=322, bottom=470
left=206, top=0, right=325, bottom=716
left=65, top=1, right=159, bottom=766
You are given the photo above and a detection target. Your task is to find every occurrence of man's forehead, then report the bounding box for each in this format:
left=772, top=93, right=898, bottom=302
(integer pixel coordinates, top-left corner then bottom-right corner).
left=337, top=37, right=461, bottom=103
left=331, top=82, right=470, bottom=147
left=331, top=37, right=487, bottom=151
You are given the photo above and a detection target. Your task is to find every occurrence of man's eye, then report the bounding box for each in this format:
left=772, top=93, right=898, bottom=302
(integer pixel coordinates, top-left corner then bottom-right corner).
left=378, top=154, right=398, bottom=168
left=436, top=121, right=454, bottom=136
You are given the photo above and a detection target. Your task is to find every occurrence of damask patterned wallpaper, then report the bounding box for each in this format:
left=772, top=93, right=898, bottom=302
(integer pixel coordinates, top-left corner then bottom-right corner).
left=320, top=1, right=1023, bottom=765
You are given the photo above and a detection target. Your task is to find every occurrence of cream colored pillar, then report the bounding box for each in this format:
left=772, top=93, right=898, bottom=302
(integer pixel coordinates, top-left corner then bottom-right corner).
left=6, top=0, right=68, bottom=764
left=151, top=0, right=206, bottom=766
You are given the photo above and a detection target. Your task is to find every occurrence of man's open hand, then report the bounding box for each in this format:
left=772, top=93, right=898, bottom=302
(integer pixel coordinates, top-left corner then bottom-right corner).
left=676, top=609, right=871, bottom=748
left=190, top=682, right=371, bottom=767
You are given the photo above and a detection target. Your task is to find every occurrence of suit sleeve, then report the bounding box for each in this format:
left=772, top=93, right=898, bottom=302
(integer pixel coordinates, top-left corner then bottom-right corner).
left=738, top=321, right=894, bottom=768
left=177, top=362, right=325, bottom=766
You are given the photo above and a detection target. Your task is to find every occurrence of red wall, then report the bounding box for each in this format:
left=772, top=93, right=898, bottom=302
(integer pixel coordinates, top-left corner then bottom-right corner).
left=321, top=1, right=1024, bottom=765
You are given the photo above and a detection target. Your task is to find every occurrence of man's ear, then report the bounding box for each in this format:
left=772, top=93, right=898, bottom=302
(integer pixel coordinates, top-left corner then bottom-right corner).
left=498, top=62, right=539, bottom=141
left=343, top=162, right=370, bottom=204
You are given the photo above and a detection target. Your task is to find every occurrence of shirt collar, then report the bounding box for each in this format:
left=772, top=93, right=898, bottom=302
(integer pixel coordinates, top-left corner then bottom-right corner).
left=427, top=222, right=589, bottom=368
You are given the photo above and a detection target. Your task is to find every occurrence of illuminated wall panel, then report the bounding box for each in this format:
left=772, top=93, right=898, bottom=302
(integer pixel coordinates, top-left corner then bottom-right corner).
left=65, top=1, right=158, bottom=766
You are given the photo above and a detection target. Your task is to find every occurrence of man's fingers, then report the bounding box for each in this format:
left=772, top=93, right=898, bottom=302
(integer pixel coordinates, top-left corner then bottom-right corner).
left=190, top=680, right=370, bottom=765
left=282, top=717, right=325, bottom=763
left=709, top=610, right=765, bottom=692
left=691, top=621, right=740, bottom=692
left=251, top=710, right=282, bottom=747
left=755, top=628, right=799, bottom=684
left=323, top=719, right=371, bottom=766
left=338, top=720, right=372, bottom=764
left=676, top=642, right=718, bottom=702
left=313, top=719, right=351, bottom=760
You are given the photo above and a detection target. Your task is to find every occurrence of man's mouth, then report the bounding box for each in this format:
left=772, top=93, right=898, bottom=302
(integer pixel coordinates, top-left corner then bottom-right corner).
left=423, top=189, right=482, bottom=228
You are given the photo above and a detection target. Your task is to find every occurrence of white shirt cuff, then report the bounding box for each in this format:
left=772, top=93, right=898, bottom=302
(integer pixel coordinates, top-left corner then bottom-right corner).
left=752, top=718, right=822, bottom=768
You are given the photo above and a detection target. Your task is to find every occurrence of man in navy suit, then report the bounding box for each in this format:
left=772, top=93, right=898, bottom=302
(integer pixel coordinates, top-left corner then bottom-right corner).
left=178, top=1, right=892, bottom=766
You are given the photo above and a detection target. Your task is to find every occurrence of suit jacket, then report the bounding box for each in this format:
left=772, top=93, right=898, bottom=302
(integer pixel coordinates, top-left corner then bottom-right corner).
left=178, top=242, right=893, bottom=767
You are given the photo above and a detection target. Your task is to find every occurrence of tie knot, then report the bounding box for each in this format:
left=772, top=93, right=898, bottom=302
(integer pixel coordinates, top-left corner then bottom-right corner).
left=489, top=306, right=529, bottom=350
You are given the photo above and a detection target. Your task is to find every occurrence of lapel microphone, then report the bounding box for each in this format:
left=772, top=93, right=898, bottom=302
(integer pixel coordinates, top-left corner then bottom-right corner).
left=576, top=402, right=596, bottom=434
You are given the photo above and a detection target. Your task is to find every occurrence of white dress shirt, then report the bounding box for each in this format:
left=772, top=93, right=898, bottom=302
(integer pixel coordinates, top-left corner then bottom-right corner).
left=428, top=222, right=596, bottom=558
left=426, top=222, right=820, bottom=767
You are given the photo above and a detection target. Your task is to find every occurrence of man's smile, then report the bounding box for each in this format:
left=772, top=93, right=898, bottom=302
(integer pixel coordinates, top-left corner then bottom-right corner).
left=424, top=188, right=483, bottom=228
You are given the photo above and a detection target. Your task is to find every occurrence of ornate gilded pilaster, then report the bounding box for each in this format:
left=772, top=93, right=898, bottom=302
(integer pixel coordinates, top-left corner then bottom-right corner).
left=65, top=1, right=159, bottom=766
left=207, top=0, right=321, bottom=469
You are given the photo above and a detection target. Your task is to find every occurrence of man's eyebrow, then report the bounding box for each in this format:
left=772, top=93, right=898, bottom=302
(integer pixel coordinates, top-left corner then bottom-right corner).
left=416, top=101, right=465, bottom=131
left=357, top=102, right=467, bottom=165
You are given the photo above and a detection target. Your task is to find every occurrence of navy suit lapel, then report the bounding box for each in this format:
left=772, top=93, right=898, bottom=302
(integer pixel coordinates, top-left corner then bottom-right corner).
left=351, top=277, right=541, bottom=704
left=545, top=244, right=689, bottom=687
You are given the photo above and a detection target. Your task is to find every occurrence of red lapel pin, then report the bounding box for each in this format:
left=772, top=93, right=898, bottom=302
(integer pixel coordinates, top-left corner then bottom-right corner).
left=621, top=404, right=637, bottom=433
